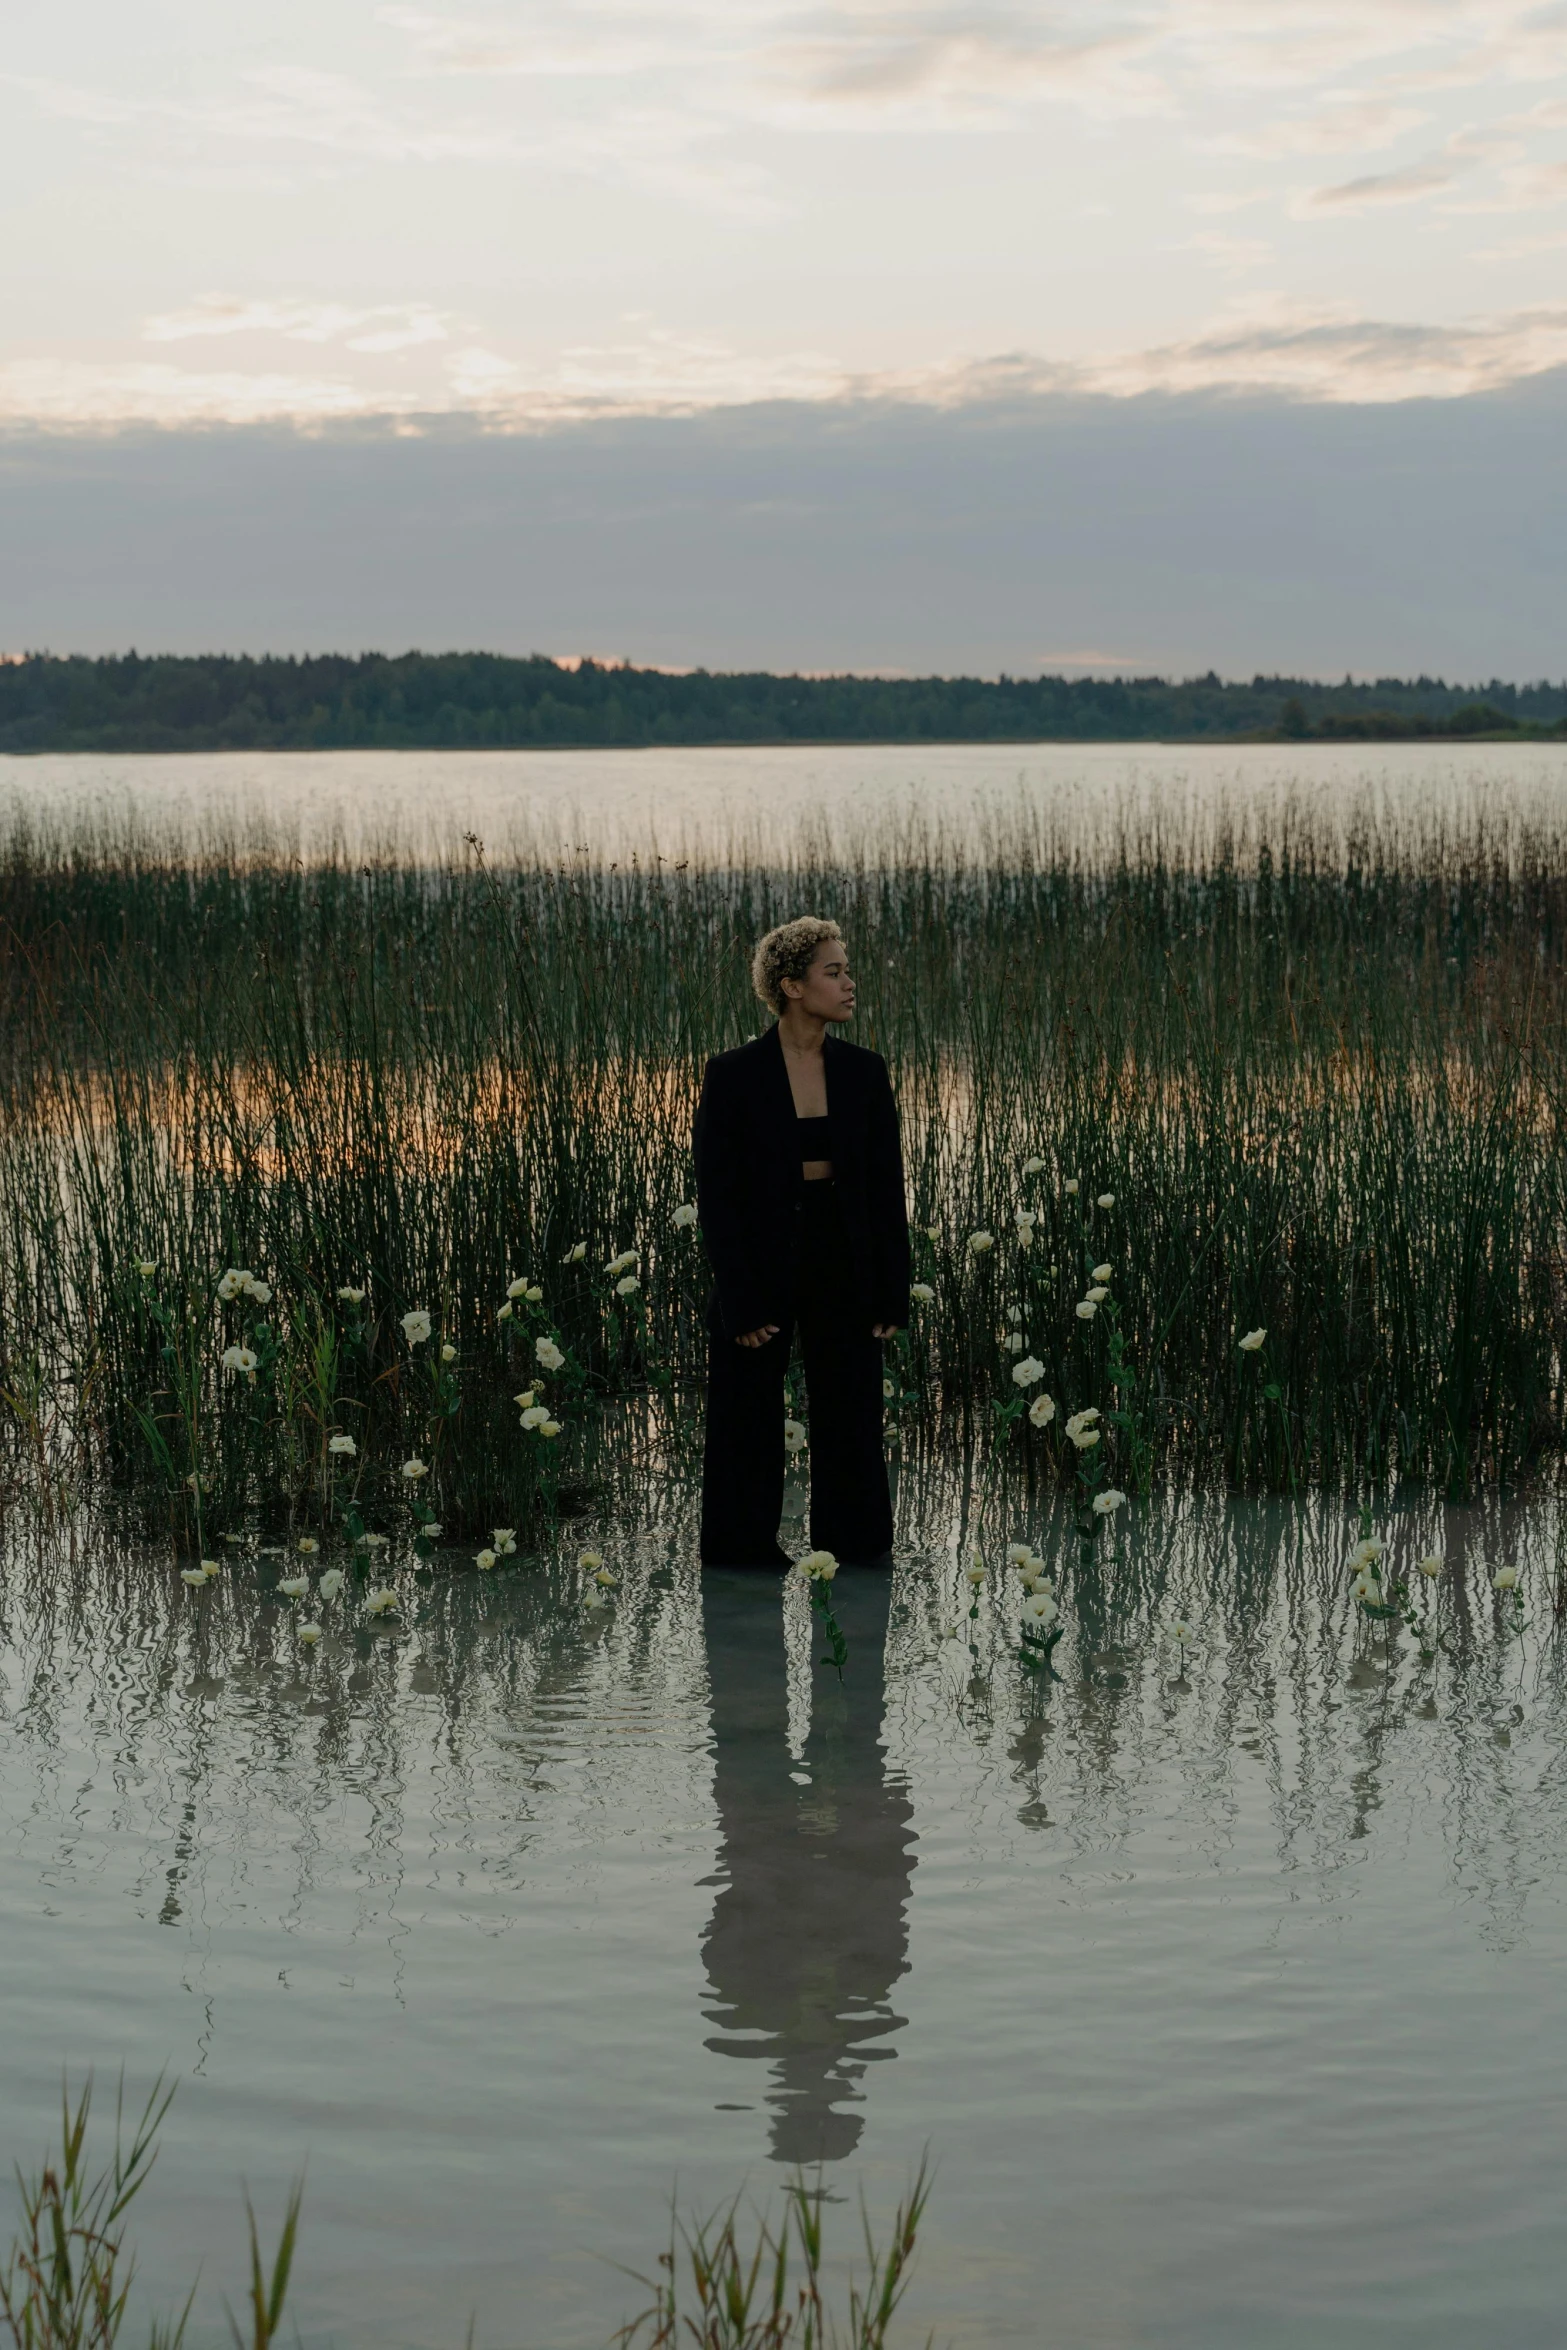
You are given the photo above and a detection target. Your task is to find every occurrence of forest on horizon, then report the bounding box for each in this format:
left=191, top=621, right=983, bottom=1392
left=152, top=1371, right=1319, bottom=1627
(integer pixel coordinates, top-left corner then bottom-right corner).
left=2, top=651, right=1565, bottom=753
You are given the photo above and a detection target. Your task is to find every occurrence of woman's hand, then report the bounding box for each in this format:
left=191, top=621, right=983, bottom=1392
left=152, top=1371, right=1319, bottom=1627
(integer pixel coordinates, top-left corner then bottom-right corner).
left=736, top=1324, right=781, bottom=1349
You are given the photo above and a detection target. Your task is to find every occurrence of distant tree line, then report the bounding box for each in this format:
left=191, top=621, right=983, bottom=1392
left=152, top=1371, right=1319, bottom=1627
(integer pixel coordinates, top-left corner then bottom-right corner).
left=1, top=652, right=1564, bottom=753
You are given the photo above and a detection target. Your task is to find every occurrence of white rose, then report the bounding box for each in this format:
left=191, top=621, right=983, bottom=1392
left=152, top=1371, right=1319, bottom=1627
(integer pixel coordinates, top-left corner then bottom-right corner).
left=337, top=1285, right=366, bottom=1304
left=1493, top=1566, right=1519, bottom=1592
left=672, top=1203, right=698, bottom=1228
left=1091, top=1264, right=1112, bottom=1283
left=328, top=1433, right=356, bottom=1455
left=1063, top=1178, right=1079, bottom=1196
left=1096, top=1193, right=1115, bottom=1209
left=1022, top=1155, right=1046, bottom=1175
left=1417, top=1553, right=1444, bottom=1579
left=535, top=1337, right=565, bottom=1371
left=909, top=1282, right=935, bottom=1303
left=615, top=1274, right=639, bottom=1296
left=1011, top=1355, right=1045, bottom=1389
left=967, top=1229, right=994, bottom=1256
left=297, top=1623, right=323, bottom=1645
left=279, top=1575, right=310, bottom=1600
left=1028, top=1392, right=1057, bottom=1427
left=475, top=1548, right=498, bottom=1571
left=1075, top=1301, right=1098, bottom=1321
left=401, top=1457, right=429, bottom=1480
left=1238, top=1327, right=1267, bottom=1352
left=318, top=1569, right=345, bottom=1601
left=401, top=1310, right=432, bottom=1346
left=1084, top=1286, right=1109, bottom=1305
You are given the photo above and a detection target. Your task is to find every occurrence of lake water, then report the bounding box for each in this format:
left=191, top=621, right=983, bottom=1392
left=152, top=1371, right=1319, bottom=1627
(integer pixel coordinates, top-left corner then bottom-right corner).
left=6, top=740, right=1567, bottom=863
left=5, top=1484, right=1567, bottom=2348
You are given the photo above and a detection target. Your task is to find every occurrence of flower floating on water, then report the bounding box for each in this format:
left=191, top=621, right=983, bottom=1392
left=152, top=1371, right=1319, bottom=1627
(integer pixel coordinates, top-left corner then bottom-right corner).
left=909, top=1282, right=935, bottom=1303
left=441, top=1343, right=458, bottom=1363
left=328, top=1433, right=357, bottom=1456
left=297, top=1536, right=319, bottom=1554
left=1092, top=1488, right=1128, bottom=1518
left=535, top=1337, right=565, bottom=1372
left=562, top=1241, right=588, bottom=1263
left=1022, top=1155, right=1046, bottom=1175
left=606, top=1249, right=639, bottom=1279
left=279, top=1575, right=310, bottom=1600
left=1011, top=1355, right=1045, bottom=1389
left=783, top=1418, right=807, bottom=1453
left=1064, top=1178, right=1080, bottom=1196
left=966, top=1229, right=994, bottom=1256
left=1096, top=1193, right=1115, bottom=1210
left=672, top=1202, right=698, bottom=1228
left=364, top=1586, right=399, bottom=1618
left=297, top=1623, right=322, bottom=1646
left=1091, top=1263, right=1112, bottom=1283
left=475, top=1548, right=498, bottom=1571
left=1418, top=1553, right=1444, bottom=1579
left=1075, top=1301, right=1098, bottom=1322
left=1493, top=1566, right=1519, bottom=1592
left=401, top=1310, right=432, bottom=1346
left=615, top=1274, right=640, bottom=1296
left=401, top=1457, right=430, bottom=1481
left=337, top=1285, right=366, bottom=1304
left=1238, top=1328, right=1267, bottom=1353
left=1029, top=1392, right=1057, bottom=1428
left=219, top=1344, right=258, bottom=1376
left=796, top=1550, right=839, bottom=1582
left=318, top=1568, right=345, bottom=1601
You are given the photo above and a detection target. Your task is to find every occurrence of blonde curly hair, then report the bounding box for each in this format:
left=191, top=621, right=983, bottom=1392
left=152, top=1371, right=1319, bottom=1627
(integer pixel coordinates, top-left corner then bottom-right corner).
left=750, top=917, right=844, bottom=1015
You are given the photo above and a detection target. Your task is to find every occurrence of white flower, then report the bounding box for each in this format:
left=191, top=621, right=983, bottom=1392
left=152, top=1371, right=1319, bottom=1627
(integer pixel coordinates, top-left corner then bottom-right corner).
left=1091, top=1264, right=1112, bottom=1283
left=513, top=1389, right=535, bottom=1408
left=180, top=1567, right=208, bottom=1588
left=1003, top=1331, right=1025, bottom=1353
left=615, top=1274, right=640, bottom=1296
left=1172, top=1620, right=1190, bottom=1644
left=966, top=1229, right=994, bottom=1256
left=279, top=1575, right=310, bottom=1600
left=297, top=1622, right=323, bottom=1645
left=605, top=1249, right=639, bottom=1278
left=475, top=1548, right=498, bottom=1571
left=540, top=1418, right=562, bottom=1438
left=583, top=1584, right=608, bottom=1610
left=965, top=1555, right=987, bottom=1585
left=1006, top=1542, right=1034, bottom=1566
left=441, top=1342, right=457, bottom=1363
left=421, top=1523, right=443, bottom=1539
left=1015, top=1225, right=1033, bottom=1250
left=1075, top=1301, right=1098, bottom=1321
left=1353, top=1574, right=1379, bottom=1605
left=1014, top=1213, right=1036, bottom=1234
left=506, top=1276, right=530, bottom=1299
left=883, top=1377, right=896, bottom=1397
left=216, top=1269, right=248, bottom=1301
left=909, top=1282, right=935, bottom=1303
left=1021, top=1591, right=1059, bottom=1626
left=1006, top=1302, right=1024, bottom=1323
left=672, top=1202, right=698, bottom=1228
left=354, top=1530, right=389, bottom=1549
left=401, top=1310, right=432, bottom=1346
left=535, top=1337, right=565, bottom=1371
left=924, top=1224, right=940, bottom=1241
left=1029, top=1392, right=1057, bottom=1428
left=1011, top=1355, right=1046, bottom=1389
left=328, top=1432, right=357, bottom=1456
left=497, top=1302, right=514, bottom=1322
left=318, top=1568, right=345, bottom=1600
left=1351, top=1536, right=1385, bottom=1567
left=242, top=1276, right=272, bottom=1304
left=220, top=1344, right=258, bottom=1375
left=563, top=1241, right=588, bottom=1263
left=135, top=1259, right=156, bottom=1278
left=519, top=1405, right=550, bottom=1429
left=593, top=1565, right=620, bottom=1587
left=578, top=1550, right=604, bottom=1571
left=1238, top=1327, right=1267, bottom=1353
left=401, top=1457, right=429, bottom=1480
left=1417, top=1553, right=1444, bottom=1579
left=1069, top=1427, right=1101, bottom=1450
left=1493, top=1566, right=1519, bottom=1592
left=783, top=1418, right=807, bottom=1453
left=1065, top=1407, right=1100, bottom=1435
left=200, top=1558, right=222, bottom=1580
left=1096, top=1193, right=1115, bottom=1209
left=337, top=1285, right=366, bottom=1304
left=494, top=1526, right=516, bottom=1546
left=363, top=1585, right=399, bottom=1617
left=1092, top=1488, right=1127, bottom=1517
left=525, top=1285, right=542, bottom=1303
left=1022, top=1155, right=1046, bottom=1175
left=797, top=1549, right=838, bottom=1581
left=297, top=1535, right=319, bottom=1554
left=1084, top=1286, right=1109, bottom=1304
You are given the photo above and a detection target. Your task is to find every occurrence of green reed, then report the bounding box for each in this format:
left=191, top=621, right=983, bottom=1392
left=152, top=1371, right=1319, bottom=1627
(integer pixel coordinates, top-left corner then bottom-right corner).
left=3, top=791, right=1566, bottom=1530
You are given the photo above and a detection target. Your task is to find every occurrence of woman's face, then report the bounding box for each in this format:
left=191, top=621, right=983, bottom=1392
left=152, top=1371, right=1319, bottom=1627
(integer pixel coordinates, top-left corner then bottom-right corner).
left=784, top=938, right=856, bottom=1023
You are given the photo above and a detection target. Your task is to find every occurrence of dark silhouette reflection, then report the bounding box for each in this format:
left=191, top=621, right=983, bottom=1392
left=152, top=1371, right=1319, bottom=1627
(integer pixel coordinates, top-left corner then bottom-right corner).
left=699, top=1570, right=915, bottom=2164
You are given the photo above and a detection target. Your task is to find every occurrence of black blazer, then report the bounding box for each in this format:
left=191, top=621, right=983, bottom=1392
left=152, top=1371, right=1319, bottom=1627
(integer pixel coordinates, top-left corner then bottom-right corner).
left=693, top=1025, right=911, bottom=1341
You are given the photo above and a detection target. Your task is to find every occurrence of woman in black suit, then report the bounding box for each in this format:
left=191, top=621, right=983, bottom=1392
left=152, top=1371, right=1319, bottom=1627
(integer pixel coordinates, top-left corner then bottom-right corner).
left=693, top=918, right=910, bottom=1567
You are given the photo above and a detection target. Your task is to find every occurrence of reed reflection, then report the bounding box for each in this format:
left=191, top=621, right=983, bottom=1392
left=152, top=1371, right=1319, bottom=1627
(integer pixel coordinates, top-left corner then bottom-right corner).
left=699, top=1570, right=915, bottom=2164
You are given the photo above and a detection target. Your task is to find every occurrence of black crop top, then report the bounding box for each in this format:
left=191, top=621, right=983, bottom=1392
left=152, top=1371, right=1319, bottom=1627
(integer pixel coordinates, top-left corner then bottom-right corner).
left=797, top=1114, right=833, bottom=1159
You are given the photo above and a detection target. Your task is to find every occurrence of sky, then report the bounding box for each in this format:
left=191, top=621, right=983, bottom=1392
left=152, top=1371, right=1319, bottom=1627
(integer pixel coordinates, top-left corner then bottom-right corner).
left=4, top=0, right=1567, bottom=671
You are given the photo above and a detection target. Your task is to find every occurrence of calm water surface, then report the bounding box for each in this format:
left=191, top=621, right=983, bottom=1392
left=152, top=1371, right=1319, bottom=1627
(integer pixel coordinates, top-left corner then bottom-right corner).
left=6, top=741, right=1567, bottom=862
left=3, top=1490, right=1566, bottom=2348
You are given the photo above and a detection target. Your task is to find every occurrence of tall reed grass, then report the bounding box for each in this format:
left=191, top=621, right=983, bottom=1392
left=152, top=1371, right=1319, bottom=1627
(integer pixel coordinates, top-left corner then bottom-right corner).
left=2, top=792, right=1565, bottom=1526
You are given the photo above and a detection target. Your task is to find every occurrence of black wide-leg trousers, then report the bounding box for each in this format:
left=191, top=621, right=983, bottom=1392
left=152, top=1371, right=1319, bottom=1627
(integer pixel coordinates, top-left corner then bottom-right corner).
left=700, top=1185, right=894, bottom=1567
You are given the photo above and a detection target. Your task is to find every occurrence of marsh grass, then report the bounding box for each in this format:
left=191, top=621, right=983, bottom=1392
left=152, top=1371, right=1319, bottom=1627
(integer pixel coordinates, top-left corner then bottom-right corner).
left=3, top=791, right=1567, bottom=1529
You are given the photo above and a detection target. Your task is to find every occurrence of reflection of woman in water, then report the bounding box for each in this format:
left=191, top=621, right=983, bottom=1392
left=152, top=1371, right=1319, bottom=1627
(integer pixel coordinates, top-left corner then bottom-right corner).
left=693, top=919, right=910, bottom=1569
left=700, top=1570, right=915, bottom=2163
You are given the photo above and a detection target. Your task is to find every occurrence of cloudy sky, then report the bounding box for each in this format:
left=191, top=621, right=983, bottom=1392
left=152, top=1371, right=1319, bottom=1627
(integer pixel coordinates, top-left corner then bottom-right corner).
left=5, top=0, right=1567, bottom=669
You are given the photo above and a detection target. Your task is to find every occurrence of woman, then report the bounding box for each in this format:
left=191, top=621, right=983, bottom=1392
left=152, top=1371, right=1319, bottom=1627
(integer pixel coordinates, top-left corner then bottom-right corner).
left=693, top=917, right=910, bottom=1568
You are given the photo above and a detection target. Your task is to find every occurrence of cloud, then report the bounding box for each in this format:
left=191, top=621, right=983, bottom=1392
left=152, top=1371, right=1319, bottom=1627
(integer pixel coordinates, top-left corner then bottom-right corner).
left=1205, top=100, right=1430, bottom=157
left=143, top=298, right=458, bottom=352
left=1185, top=232, right=1273, bottom=272
left=1300, top=152, right=1463, bottom=210
left=0, top=359, right=404, bottom=427
left=760, top=13, right=1170, bottom=122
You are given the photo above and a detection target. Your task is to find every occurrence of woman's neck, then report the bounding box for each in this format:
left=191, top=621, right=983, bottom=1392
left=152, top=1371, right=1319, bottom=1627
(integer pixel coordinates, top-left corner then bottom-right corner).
left=778, top=1006, right=827, bottom=1056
